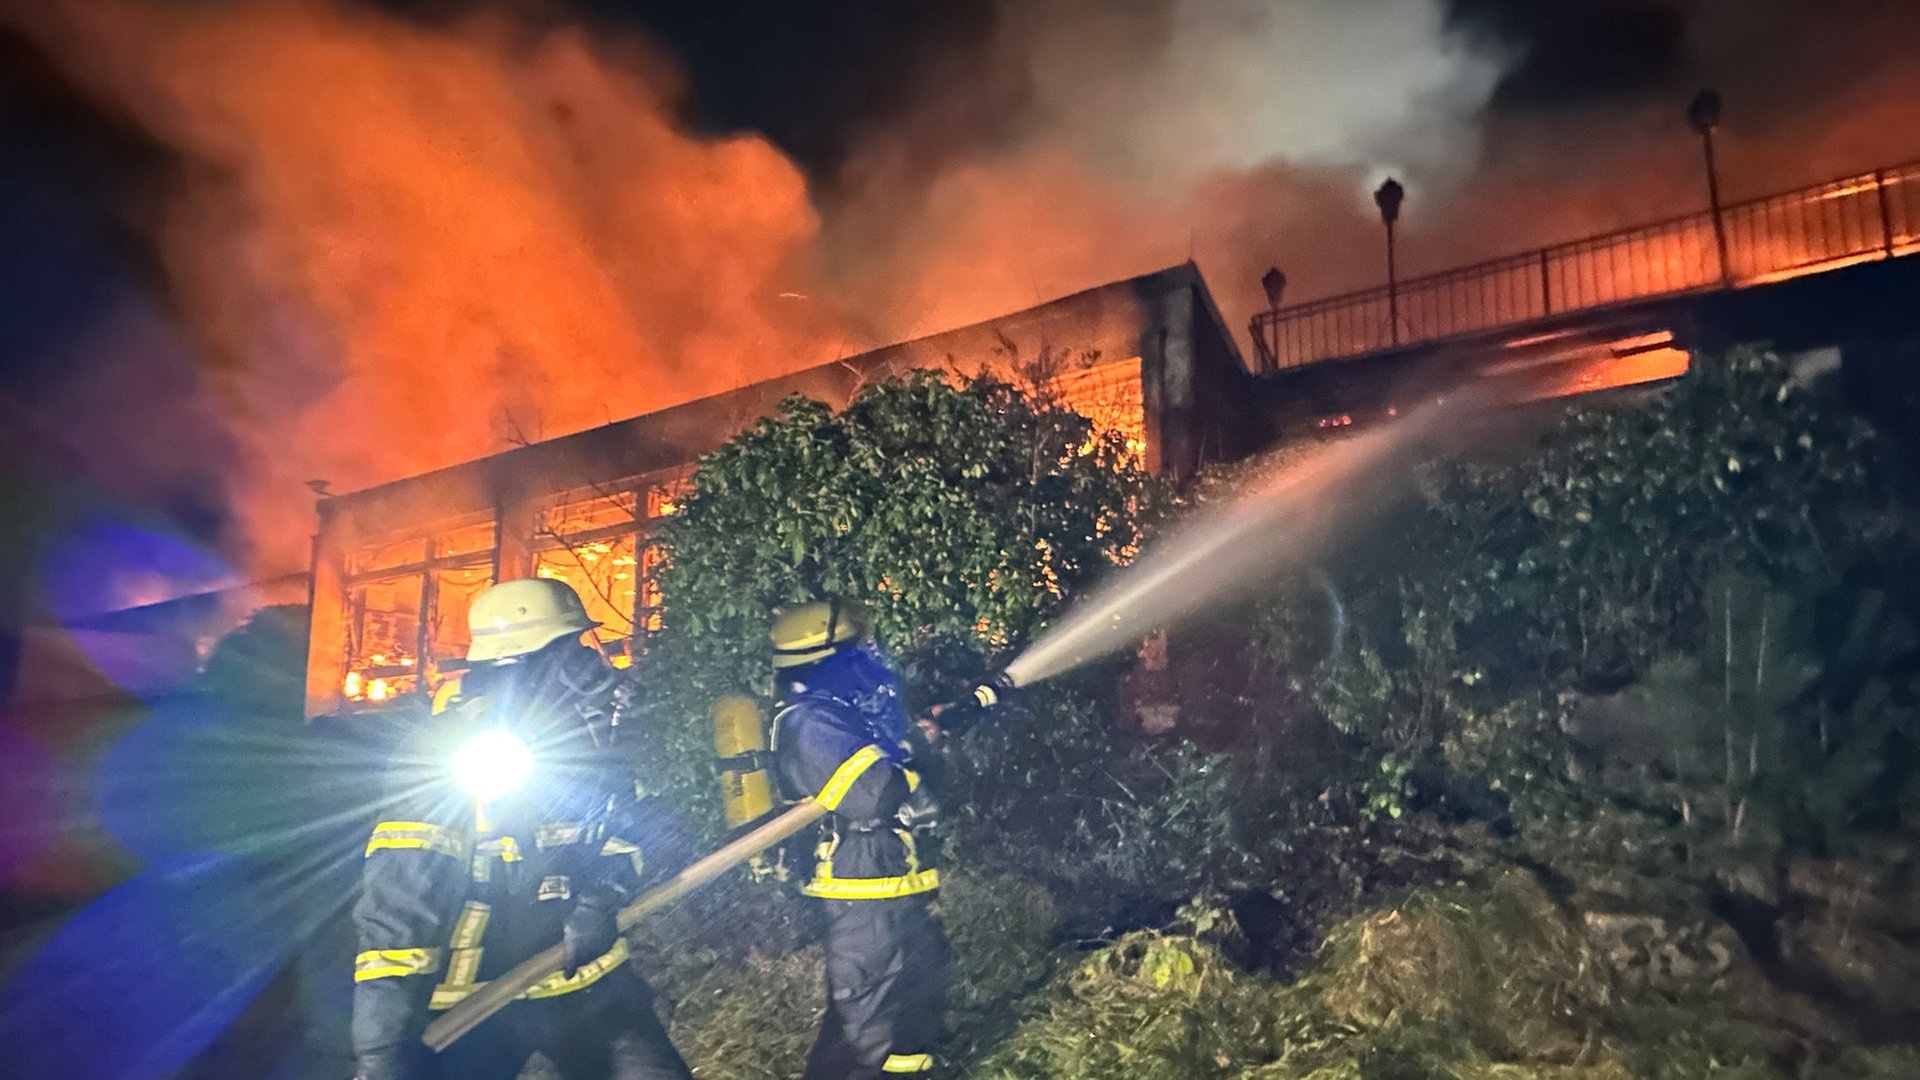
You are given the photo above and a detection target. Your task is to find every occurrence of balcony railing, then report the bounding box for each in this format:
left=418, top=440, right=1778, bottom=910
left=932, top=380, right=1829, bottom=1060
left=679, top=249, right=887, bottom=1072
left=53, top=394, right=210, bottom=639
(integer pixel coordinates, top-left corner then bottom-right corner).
left=1250, top=159, right=1920, bottom=371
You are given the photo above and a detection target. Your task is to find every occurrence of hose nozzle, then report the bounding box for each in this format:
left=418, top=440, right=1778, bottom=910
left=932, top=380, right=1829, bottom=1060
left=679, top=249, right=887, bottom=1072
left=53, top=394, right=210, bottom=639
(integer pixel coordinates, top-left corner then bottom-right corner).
left=969, top=671, right=1018, bottom=708
left=925, top=671, right=1018, bottom=740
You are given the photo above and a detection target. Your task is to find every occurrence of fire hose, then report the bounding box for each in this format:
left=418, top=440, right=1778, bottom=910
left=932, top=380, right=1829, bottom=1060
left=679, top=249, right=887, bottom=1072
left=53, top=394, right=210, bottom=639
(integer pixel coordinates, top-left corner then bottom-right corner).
left=420, top=798, right=829, bottom=1052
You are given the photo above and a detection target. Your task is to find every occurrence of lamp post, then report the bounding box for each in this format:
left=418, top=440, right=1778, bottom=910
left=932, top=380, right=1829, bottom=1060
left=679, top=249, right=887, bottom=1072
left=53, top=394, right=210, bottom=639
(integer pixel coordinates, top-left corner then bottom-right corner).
left=1687, top=89, right=1732, bottom=287
left=1374, top=177, right=1405, bottom=345
left=1259, top=266, right=1287, bottom=371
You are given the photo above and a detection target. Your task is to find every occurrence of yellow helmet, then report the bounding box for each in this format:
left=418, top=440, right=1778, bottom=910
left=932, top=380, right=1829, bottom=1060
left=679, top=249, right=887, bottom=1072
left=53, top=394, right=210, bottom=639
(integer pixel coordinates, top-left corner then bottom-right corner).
left=769, top=598, right=869, bottom=670
left=467, top=578, right=599, bottom=662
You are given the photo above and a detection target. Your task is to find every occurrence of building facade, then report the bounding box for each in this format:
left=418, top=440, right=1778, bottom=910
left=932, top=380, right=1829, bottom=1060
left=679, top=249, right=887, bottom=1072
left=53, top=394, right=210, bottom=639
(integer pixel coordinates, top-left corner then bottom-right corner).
left=303, top=263, right=1256, bottom=718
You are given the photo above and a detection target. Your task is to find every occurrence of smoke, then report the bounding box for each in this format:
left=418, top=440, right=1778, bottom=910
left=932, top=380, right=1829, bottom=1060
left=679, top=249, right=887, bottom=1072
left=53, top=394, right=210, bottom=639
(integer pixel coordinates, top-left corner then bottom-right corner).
left=1004, top=0, right=1509, bottom=192
left=822, top=0, right=1920, bottom=341
left=820, top=0, right=1513, bottom=339
left=6, top=0, right=848, bottom=578
left=7, top=0, right=1920, bottom=596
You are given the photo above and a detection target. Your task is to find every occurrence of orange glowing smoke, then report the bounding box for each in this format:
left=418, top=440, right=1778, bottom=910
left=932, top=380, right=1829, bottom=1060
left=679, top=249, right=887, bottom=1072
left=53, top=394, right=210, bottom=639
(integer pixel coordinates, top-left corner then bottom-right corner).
left=12, top=0, right=848, bottom=578
left=11, top=0, right=1920, bottom=593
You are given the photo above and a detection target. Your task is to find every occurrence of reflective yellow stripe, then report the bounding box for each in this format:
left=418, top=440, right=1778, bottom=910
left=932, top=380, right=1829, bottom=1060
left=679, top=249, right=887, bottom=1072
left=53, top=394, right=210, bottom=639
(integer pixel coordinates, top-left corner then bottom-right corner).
left=365, top=821, right=465, bottom=860
left=474, top=836, right=522, bottom=863
left=802, top=868, right=941, bottom=901
left=816, top=745, right=885, bottom=810
left=535, top=822, right=584, bottom=848
left=523, top=937, right=628, bottom=999
left=438, top=901, right=491, bottom=991
left=882, top=1053, right=933, bottom=1073
left=428, top=938, right=629, bottom=1010
left=354, top=948, right=444, bottom=982
left=903, top=768, right=921, bottom=793
left=599, top=836, right=645, bottom=878
left=431, top=677, right=463, bottom=717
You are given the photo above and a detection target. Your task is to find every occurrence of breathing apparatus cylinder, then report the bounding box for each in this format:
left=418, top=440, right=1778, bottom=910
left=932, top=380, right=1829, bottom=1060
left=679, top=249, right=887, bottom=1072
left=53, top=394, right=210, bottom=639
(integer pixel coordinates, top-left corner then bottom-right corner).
left=712, top=694, right=776, bottom=828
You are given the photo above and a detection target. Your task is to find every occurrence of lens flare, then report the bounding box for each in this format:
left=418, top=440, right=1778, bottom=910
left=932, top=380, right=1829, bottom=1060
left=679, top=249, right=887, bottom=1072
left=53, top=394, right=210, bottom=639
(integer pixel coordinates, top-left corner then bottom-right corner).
left=451, top=729, right=532, bottom=803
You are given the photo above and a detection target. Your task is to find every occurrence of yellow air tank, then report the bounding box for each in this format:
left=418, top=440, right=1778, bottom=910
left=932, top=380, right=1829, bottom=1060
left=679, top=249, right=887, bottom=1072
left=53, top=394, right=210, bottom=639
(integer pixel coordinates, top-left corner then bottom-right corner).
left=713, top=694, right=776, bottom=828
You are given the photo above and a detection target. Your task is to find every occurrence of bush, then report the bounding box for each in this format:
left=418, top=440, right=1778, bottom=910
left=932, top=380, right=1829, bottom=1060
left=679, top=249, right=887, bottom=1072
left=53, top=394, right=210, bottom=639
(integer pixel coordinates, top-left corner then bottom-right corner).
left=1241, top=347, right=1916, bottom=820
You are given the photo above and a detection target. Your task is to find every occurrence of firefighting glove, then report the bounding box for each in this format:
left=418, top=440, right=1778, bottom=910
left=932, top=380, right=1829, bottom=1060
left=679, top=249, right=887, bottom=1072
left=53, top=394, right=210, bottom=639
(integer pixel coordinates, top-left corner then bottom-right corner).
left=746, top=848, right=794, bottom=888
left=561, top=892, right=622, bottom=977
left=927, top=672, right=1018, bottom=739
left=896, top=783, right=940, bottom=833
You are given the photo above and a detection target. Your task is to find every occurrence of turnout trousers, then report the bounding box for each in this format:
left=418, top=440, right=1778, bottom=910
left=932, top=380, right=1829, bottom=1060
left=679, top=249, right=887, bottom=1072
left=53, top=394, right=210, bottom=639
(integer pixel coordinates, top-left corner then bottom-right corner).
left=803, top=895, right=950, bottom=1080
left=411, top=968, right=691, bottom=1080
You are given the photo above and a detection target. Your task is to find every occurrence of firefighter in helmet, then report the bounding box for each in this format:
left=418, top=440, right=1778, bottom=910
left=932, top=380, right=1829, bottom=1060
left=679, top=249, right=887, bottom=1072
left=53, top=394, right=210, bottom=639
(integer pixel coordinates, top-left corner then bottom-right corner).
left=350, top=578, right=694, bottom=1080
left=768, top=599, right=949, bottom=1080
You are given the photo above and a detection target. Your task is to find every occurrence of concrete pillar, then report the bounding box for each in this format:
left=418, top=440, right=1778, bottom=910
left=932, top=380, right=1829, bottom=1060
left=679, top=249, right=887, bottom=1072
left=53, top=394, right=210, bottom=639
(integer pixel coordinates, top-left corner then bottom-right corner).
left=303, top=519, right=348, bottom=719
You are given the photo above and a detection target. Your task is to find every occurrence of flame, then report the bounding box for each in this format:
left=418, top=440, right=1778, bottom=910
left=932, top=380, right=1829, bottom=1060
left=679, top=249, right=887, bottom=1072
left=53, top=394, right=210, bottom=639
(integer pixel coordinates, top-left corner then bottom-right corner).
left=13, top=0, right=843, bottom=581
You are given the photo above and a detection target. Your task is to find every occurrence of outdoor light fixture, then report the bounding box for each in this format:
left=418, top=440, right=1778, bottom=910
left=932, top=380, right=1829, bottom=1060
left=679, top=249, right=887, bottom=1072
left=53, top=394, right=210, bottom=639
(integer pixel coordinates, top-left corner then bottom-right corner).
left=1374, top=177, right=1406, bottom=345
left=1687, top=88, right=1732, bottom=286
left=452, top=728, right=534, bottom=803
left=1261, top=266, right=1288, bottom=310
left=1373, top=177, right=1404, bottom=226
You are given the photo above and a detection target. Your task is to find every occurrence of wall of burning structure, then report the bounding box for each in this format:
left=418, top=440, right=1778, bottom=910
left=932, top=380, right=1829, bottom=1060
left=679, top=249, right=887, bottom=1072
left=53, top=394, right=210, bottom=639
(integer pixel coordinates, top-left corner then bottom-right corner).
left=331, top=470, right=691, bottom=707
left=302, top=264, right=1256, bottom=719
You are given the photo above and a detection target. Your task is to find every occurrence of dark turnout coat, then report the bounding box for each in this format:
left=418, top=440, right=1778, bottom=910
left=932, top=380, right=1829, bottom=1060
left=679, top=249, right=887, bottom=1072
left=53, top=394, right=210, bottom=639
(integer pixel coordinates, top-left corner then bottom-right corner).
left=773, top=693, right=948, bottom=1080
left=349, top=666, right=691, bottom=1080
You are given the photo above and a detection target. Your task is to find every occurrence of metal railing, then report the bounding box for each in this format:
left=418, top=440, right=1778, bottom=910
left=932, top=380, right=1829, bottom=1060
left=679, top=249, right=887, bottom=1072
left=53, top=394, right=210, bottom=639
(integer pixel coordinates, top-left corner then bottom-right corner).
left=1250, top=160, right=1920, bottom=371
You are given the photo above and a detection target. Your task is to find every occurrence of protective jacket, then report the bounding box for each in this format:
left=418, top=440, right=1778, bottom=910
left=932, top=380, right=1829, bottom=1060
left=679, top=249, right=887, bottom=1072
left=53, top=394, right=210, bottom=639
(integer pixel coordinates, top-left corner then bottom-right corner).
left=773, top=685, right=948, bottom=1080
left=350, top=652, right=691, bottom=1080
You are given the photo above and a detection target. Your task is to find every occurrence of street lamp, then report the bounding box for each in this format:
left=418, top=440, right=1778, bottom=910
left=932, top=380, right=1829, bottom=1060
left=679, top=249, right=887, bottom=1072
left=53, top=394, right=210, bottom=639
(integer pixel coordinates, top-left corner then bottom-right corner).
left=1687, top=89, right=1732, bottom=287
left=1256, top=266, right=1288, bottom=372
left=1374, top=177, right=1405, bottom=345
left=1261, top=266, right=1287, bottom=310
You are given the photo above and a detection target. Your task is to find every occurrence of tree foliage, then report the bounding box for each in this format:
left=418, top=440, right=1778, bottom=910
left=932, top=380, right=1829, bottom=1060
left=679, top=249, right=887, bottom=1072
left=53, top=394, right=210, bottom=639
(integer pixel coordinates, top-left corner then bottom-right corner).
left=1248, top=347, right=1920, bottom=842
left=199, top=603, right=311, bottom=719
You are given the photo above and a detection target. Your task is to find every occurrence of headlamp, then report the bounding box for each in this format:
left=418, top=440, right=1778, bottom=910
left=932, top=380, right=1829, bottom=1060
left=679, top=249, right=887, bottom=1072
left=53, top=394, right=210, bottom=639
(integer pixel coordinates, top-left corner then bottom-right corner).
left=452, top=729, right=533, bottom=803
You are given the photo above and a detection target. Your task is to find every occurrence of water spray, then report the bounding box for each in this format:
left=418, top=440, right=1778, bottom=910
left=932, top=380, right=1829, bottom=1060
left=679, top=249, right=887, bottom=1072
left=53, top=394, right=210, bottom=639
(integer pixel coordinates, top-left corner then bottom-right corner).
left=952, top=387, right=1493, bottom=710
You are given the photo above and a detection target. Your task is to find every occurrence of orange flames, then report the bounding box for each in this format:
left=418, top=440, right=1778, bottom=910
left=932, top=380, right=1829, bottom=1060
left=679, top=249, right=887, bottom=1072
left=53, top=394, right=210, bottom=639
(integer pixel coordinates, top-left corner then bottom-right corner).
left=9, top=0, right=1920, bottom=597
left=14, top=0, right=846, bottom=581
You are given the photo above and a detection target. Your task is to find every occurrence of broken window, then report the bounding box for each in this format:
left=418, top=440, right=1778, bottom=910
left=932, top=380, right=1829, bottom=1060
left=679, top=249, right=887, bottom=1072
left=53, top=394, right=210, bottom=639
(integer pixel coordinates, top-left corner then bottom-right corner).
left=535, top=489, right=642, bottom=667
left=341, top=516, right=496, bottom=706
left=1048, top=357, right=1146, bottom=460
left=345, top=574, right=423, bottom=704
left=534, top=536, right=639, bottom=666
left=646, top=474, right=693, bottom=520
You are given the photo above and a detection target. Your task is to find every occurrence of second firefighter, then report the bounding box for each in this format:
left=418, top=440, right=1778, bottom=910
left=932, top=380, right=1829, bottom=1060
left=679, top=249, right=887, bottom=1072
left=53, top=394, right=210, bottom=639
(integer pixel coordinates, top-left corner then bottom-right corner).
left=768, top=599, right=950, bottom=1080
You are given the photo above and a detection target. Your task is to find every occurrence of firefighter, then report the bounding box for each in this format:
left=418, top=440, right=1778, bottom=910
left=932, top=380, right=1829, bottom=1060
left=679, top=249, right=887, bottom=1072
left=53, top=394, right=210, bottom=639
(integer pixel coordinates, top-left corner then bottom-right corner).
left=768, top=599, right=949, bottom=1080
left=350, top=578, right=694, bottom=1080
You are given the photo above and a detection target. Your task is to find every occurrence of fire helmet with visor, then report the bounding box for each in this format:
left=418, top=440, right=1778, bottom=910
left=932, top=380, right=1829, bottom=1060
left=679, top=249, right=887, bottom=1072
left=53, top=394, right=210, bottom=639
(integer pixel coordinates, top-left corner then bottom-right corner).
left=466, top=578, right=600, bottom=663
left=769, top=598, right=870, bottom=670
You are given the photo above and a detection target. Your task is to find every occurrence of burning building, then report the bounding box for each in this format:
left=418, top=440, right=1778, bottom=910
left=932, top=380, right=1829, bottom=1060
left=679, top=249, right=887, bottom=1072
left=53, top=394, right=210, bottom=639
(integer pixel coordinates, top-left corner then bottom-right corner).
left=301, top=263, right=1256, bottom=719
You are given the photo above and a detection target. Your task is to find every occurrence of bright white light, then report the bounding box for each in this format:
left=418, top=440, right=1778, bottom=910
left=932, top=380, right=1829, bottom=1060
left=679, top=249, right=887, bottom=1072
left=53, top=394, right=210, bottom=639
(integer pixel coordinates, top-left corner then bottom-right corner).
left=452, top=729, right=533, bottom=803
